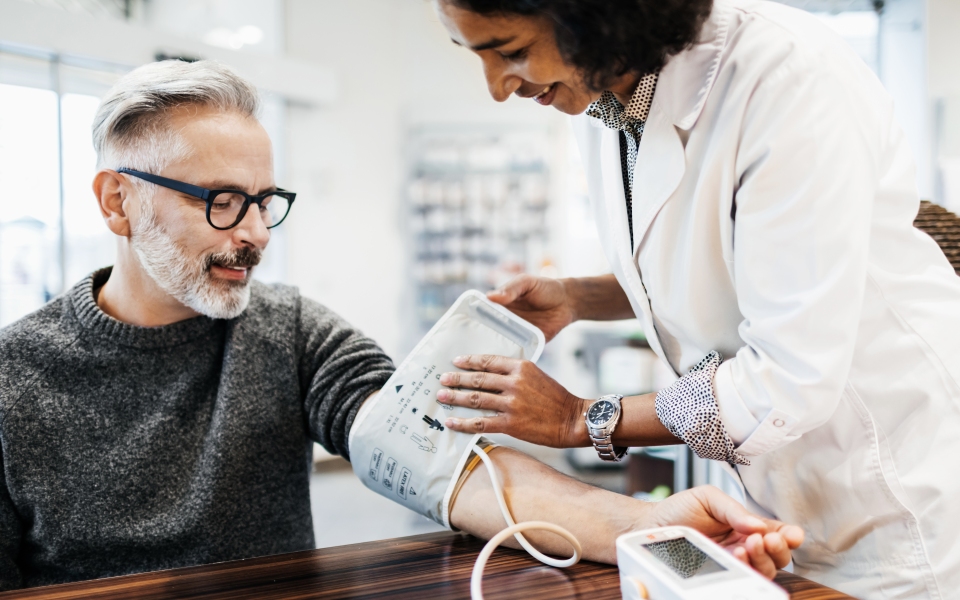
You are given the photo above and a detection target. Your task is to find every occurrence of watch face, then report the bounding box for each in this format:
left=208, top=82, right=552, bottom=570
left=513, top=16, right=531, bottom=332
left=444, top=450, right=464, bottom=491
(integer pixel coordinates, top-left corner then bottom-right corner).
left=588, top=400, right=616, bottom=426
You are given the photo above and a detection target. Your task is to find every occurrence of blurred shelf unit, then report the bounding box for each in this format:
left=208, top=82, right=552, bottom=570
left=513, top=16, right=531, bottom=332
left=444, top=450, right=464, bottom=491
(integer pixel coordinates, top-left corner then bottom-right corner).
left=404, top=125, right=555, bottom=335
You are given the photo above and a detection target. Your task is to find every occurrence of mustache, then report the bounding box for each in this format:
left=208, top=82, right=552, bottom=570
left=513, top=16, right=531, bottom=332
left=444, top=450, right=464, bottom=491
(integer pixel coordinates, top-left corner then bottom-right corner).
left=204, top=247, right=262, bottom=271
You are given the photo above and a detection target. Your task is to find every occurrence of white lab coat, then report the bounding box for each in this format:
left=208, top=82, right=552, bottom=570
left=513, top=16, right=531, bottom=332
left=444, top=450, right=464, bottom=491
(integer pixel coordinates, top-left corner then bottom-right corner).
left=571, top=1, right=960, bottom=597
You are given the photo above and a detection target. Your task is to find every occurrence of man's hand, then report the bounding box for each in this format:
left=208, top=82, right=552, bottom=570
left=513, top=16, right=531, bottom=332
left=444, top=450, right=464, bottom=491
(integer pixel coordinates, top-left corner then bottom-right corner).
left=650, top=486, right=805, bottom=579
left=486, top=275, right=578, bottom=342
left=437, top=354, right=589, bottom=448
left=450, top=447, right=803, bottom=579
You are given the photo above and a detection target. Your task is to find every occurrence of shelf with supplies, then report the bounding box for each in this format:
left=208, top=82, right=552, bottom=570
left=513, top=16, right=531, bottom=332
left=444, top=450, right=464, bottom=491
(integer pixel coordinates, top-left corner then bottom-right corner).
left=403, top=125, right=557, bottom=339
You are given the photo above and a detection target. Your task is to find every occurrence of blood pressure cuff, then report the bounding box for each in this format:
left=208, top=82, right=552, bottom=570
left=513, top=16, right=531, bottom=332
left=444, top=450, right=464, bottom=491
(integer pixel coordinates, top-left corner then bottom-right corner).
left=348, top=290, right=545, bottom=527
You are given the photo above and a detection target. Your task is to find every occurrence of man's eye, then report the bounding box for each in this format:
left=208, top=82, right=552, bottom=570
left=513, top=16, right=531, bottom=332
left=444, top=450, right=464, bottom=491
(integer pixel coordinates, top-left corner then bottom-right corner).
left=212, top=202, right=231, bottom=210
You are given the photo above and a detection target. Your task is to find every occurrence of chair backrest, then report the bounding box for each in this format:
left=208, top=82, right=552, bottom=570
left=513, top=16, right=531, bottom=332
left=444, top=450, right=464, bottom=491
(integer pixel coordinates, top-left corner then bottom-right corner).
left=914, top=201, right=960, bottom=276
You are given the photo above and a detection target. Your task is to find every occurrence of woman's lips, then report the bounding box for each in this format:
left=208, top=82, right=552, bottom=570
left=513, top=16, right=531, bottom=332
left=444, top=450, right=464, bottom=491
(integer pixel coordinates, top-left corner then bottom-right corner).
left=533, top=84, right=557, bottom=106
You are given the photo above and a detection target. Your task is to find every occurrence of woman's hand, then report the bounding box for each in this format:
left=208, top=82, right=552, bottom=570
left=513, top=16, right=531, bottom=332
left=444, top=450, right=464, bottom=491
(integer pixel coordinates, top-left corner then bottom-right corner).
left=437, top=354, right=589, bottom=448
left=650, top=486, right=805, bottom=579
left=486, top=275, right=578, bottom=343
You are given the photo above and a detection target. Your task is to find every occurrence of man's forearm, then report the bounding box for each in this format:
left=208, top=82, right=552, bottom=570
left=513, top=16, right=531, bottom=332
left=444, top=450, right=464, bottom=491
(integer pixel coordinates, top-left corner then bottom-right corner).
left=449, top=446, right=653, bottom=564
left=564, top=274, right=635, bottom=322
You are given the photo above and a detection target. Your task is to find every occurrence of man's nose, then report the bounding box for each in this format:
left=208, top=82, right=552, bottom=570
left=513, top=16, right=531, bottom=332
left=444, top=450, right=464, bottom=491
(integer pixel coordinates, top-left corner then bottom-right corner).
left=482, top=59, right=522, bottom=103
left=233, top=204, right=271, bottom=249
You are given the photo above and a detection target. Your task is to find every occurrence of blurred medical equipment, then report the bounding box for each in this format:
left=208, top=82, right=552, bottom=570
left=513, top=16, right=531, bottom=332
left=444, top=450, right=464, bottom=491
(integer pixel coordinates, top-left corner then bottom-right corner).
left=617, top=526, right=787, bottom=600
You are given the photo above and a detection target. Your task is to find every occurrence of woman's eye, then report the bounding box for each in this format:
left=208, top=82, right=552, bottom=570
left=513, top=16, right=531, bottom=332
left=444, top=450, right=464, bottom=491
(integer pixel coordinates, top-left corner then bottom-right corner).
left=212, top=202, right=231, bottom=210
left=500, top=48, right=527, bottom=61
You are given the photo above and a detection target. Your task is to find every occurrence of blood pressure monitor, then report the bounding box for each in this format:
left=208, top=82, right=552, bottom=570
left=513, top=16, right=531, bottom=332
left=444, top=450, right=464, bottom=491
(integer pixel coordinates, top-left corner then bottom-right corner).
left=617, top=527, right=788, bottom=600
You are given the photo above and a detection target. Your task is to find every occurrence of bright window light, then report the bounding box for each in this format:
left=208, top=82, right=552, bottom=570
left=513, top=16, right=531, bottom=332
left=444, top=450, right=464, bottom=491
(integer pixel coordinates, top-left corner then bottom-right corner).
left=61, top=92, right=115, bottom=288
left=0, top=83, right=61, bottom=326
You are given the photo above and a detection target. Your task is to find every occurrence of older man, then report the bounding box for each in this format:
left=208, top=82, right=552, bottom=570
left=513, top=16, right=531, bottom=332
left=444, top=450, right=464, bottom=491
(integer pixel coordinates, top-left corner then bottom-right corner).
left=0, top=60, right=801, bottom=590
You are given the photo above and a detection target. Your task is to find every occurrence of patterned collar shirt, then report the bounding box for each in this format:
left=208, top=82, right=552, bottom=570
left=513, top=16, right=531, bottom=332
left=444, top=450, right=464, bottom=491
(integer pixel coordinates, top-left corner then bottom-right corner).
left=586, top=73, right=658, bottom=250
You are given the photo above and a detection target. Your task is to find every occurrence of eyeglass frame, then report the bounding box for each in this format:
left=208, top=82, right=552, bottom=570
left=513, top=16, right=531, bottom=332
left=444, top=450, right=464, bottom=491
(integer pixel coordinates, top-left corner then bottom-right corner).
left=116, top=168, right=296, bottom=231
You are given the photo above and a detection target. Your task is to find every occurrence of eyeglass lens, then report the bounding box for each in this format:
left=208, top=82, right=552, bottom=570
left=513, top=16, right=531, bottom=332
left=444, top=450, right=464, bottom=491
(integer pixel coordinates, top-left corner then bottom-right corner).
left=208, top=192, right=291, bottom=229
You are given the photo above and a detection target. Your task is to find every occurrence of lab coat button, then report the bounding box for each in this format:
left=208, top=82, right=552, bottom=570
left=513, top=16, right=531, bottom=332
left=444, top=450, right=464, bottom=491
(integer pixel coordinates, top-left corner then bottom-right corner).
left=773, top=419, right=785, bottom=427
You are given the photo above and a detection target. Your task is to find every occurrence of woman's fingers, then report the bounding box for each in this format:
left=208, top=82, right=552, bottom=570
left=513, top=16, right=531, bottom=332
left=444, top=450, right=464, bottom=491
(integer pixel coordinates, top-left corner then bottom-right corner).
left=439, top=368, right=511, bottom=393
left=444, top=414, right=507, bottom=434
left=452, top=354, right=518, bottom=375
left=436, top=388, right=505, bottom=412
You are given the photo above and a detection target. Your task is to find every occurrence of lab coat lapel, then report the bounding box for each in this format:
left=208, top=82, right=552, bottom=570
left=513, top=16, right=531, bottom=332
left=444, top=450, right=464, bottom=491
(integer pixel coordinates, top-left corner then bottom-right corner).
left=630, top=102, right=686, bottom=246
left=597, top=127, right=667, bottom=361
left=628, top=0, right=727, bottom=243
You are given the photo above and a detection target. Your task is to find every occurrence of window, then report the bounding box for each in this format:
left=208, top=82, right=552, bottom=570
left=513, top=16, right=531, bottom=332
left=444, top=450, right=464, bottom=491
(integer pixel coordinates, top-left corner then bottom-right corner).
left=0, top=47, right=124, bottom=327
left=0, top=82, right=61, bottom=326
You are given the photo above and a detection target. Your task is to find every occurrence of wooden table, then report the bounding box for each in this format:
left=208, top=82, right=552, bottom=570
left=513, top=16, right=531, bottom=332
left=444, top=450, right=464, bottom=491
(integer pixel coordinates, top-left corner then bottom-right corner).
left=0, top=532, right=852, bottom=599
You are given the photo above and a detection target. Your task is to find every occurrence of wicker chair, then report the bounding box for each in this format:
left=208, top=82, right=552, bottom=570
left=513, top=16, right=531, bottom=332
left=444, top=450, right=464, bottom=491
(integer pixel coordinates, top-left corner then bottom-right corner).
left=914, top=201, right=960, bottom=276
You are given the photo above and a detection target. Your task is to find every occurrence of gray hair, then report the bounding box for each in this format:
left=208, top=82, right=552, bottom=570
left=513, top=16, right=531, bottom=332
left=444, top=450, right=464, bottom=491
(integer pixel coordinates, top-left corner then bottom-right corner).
left=93, top=60, right=261, bottom=176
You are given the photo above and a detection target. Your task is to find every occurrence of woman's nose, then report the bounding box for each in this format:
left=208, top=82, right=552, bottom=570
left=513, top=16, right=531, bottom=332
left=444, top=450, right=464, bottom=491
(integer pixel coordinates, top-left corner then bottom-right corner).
left=482, top=59, right=522, bottom=103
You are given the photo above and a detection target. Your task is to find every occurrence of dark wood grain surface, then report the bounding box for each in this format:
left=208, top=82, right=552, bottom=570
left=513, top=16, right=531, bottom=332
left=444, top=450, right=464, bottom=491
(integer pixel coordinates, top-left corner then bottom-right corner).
left=0, top=532, right=852, bottom=599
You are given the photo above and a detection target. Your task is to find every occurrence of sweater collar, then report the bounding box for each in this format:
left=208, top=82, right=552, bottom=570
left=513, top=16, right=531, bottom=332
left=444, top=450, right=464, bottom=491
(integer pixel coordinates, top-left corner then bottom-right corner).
left=69, top=267, right=222, bottom=349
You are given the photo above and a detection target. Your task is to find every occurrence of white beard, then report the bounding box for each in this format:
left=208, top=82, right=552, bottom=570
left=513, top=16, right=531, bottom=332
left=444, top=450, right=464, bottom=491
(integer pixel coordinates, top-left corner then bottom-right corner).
left=130, top=207, right=254, bottom=320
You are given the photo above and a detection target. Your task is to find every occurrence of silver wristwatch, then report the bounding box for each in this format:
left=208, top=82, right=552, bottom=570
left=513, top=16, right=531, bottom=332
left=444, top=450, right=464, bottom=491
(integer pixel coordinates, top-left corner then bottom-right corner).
left=584, top=394, right=628, bottom=462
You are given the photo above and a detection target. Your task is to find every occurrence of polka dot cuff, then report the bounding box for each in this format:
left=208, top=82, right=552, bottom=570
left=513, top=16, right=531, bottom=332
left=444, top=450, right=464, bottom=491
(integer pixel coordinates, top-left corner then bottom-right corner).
left=655, top=351, right=750, bottom=466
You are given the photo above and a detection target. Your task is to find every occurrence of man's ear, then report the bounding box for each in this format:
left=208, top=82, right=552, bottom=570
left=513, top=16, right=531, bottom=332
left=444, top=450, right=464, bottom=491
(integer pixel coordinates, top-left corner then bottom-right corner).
left=93, top=170, right=133, bottom=237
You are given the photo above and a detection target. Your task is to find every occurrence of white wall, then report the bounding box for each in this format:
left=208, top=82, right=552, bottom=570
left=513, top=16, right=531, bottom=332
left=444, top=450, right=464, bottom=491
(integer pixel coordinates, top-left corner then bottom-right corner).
left=283, top=0, right=566, bottom=358
left=927, top=0, right=960, bottom=98
left=879, top=0, right=931, bottom=199
left=927, top=0, right=960, bottom=210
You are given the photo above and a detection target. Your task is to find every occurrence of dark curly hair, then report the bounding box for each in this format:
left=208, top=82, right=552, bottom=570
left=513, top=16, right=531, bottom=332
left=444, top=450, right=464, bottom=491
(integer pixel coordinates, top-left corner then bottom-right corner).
left=444, top=0, right=713, bottom=91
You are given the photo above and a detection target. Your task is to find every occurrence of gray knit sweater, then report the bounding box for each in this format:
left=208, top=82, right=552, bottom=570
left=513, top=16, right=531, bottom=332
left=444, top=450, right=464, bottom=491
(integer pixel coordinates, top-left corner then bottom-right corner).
left=0, top=268, right=395, bottom=590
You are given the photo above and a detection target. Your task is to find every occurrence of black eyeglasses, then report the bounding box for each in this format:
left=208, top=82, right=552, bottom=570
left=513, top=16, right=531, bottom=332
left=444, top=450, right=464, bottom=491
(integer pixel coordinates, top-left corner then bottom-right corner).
left=117, top=168, right=296, bottom=230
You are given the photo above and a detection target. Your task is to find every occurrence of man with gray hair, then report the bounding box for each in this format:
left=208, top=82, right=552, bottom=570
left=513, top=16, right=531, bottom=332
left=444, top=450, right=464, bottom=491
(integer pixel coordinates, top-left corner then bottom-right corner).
left=0, top=60, right=801, bottom=591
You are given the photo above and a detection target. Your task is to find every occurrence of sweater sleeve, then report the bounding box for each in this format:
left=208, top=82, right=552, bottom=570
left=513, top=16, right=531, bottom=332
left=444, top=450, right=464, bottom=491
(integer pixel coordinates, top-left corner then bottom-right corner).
left=297, top=297, right=395, bottom=460
left=0, top=447, right=22, bottom=591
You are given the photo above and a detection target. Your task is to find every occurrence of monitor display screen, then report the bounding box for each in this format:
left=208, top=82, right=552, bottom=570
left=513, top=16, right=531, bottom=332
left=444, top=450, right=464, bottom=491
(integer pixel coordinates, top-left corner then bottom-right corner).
left=645, top=537, right=728, bottom=579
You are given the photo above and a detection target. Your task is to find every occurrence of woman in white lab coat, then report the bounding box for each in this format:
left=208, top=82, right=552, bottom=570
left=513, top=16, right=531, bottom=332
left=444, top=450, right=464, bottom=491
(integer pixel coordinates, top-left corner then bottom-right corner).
left=433, top=0, right=960, bottom=597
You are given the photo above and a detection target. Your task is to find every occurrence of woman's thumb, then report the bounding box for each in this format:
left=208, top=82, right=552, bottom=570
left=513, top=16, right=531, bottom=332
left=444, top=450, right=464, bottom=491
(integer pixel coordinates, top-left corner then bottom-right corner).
left=487, top=274, right=534, bottom=305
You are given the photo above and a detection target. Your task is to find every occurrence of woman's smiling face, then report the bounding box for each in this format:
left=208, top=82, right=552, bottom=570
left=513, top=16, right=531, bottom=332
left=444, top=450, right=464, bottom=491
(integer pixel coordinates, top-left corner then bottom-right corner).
left=435, top=1, right=611, bottom=115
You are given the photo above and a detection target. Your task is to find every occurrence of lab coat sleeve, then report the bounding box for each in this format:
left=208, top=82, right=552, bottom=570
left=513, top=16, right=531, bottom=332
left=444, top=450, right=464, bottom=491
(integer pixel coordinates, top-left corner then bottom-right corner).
left=713, top=57, right=878, bottom=457
left=297, top=297, right=395, bottom=461
left=656, top=351, right=750, bottom=465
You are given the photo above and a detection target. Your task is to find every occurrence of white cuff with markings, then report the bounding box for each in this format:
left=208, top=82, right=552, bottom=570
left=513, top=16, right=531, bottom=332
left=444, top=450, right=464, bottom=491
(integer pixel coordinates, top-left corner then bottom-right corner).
left=348, top=291, right=544, bottom=527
